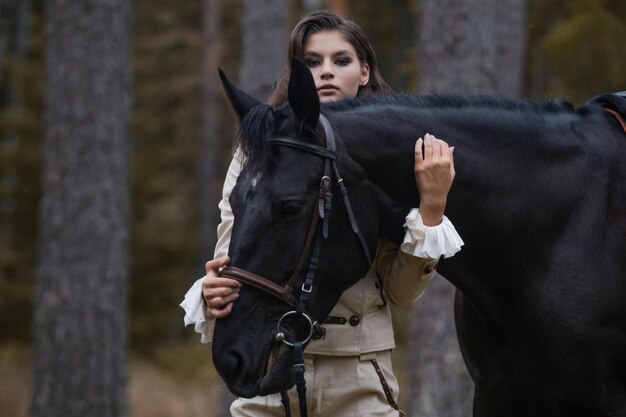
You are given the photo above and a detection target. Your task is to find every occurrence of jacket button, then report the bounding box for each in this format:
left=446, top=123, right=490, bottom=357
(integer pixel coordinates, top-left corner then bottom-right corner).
left=349, top=315, right=360, bottom=326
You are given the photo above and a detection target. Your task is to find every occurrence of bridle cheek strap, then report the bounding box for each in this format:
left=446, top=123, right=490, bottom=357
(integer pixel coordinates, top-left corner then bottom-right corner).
left=320, top=115, right=373, bottom=265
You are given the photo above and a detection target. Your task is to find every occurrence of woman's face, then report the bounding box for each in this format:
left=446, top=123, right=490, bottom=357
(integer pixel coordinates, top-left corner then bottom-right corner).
left=302, top=30, right=370, bottom=103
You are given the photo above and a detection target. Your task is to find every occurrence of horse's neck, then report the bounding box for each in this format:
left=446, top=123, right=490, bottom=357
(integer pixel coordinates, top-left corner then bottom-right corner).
left=333, top=104, right=581, bottom=208
left=334, top=111, right=422, bottom=207
left=329, top=113, right=418, bottom=243
left=332, top=104, right=587, bottom=275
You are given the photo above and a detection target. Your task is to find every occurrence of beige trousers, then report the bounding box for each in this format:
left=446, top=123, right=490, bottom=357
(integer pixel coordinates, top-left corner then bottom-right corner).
left=230, top=350, right=403, bottom=417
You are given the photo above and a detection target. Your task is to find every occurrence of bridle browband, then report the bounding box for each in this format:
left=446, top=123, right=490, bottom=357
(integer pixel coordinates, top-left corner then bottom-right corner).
left=219, top=113, right=372, bottom=417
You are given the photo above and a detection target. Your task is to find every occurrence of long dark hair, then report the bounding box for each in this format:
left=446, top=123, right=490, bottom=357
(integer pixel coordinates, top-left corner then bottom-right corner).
left=268, top=10, right=391, bottom=107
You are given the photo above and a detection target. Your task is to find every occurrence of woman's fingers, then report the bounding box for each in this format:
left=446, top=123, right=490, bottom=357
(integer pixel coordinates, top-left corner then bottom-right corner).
left=413, top=133, right=456, bottom=225
left=415, top=133, right=454, bottom=173
left=206, top=290, right=240, bottom=309
left=417, top=133, right=453, bottom=162
left=414, top=137, right=423, bottom=156
left=204, top=276, right=241, bottom=289
left=203, top=279, right=240, bottom=316
left=449, top=146, right=456, bottom=176
left=205, top=284, right=240, bottom=299
left=205, top=256, right=231, bottom=276
left=424, top=133, right=434, bottom=160
left=208, top=301, right=235, bottom=318
left=202, top=255, right=241, bottom=317
left=203, top=276, right=240, bottom=298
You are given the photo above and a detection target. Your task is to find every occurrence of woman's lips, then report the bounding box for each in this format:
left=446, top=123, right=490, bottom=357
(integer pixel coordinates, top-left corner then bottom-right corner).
left=318, top=84, right=338, bottom=94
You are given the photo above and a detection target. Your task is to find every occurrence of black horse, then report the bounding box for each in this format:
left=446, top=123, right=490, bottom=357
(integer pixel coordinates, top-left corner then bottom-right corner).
left=211, top=59, right=626, bottom=417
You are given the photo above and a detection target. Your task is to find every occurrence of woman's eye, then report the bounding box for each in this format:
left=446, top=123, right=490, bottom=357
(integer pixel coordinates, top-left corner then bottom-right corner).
left=305, top=59, right=320, bottom=68
left=336, top=58, right=351, bottom=66
left=281, top=200, right=304, bottom=216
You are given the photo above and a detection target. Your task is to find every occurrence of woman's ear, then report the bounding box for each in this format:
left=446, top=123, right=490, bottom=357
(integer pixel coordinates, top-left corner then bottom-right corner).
left=360, top=63, right=370, bottom=87
left=288, top=58, right=320, bottom=131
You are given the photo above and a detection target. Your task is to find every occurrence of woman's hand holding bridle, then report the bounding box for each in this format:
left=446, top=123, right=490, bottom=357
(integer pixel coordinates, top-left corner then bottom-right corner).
left=203, top=256, right=241, bottom=318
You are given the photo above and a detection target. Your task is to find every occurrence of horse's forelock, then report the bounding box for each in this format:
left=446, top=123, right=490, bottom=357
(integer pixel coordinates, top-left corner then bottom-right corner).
left=236, top=104, right=275, bottom=167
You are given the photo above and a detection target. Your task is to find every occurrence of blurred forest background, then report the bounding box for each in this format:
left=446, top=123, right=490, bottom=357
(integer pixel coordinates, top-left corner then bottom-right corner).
left=1, top=0, right=625, bottom=416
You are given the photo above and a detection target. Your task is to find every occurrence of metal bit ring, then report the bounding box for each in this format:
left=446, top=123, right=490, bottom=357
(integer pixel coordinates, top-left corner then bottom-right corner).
left=275, top=310, right=315, bottom=347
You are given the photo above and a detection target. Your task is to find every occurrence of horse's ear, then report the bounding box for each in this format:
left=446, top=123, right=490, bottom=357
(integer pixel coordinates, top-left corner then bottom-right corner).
left=288, top=58, right=320, bottom=131
left=219, top=68, right=262, bottom=121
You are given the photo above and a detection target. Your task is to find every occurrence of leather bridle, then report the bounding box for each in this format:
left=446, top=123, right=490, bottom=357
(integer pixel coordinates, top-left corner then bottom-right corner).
left=219, top=113, right=372, bottom=417
left=605, top=108, right=626, bottom=134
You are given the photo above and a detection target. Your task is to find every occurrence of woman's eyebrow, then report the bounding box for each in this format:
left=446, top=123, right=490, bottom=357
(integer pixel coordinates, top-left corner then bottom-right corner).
left=303, top=50, right=354, bottom=58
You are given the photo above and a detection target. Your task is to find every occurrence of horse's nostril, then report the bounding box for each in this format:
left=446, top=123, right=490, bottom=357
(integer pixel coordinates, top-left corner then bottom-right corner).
left=219, top=349, right=245, bottom=380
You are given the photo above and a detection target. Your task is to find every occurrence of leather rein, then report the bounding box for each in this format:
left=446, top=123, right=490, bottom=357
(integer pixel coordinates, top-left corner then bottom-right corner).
left=219, top=113, right=372, bottom=417
left=605, top=108, right=626, bottom=134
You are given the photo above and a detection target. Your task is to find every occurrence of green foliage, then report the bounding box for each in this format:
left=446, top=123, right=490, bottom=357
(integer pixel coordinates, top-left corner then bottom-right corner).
left=350, top=0, right=419, bottom=91
left=542, top=6, right=626, bottom=102
left=131, top=0, right=205, bottom=349
left=0, top=1, right=44, bottom=344
left=130, top=0, right=241, bottom=350
left=526, top=0, right=626, bottom=102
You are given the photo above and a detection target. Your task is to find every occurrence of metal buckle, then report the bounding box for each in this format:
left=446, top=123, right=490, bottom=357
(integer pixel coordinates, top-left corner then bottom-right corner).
left=319, top=175, right=331, bottom=190
left=275, top=310, right=315, bottom=347
left=318, top=176, right=331, bottom=218
left=301, top=282, right=312, bottom=293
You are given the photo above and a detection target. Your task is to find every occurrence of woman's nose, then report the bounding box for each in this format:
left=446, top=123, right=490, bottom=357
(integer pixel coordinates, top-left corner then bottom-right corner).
left=320, top=59, right=334, bottom=79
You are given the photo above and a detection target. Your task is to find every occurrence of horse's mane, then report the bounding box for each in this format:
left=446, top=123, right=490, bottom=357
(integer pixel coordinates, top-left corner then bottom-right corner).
left=323, top=92, right=575, bottom=115
left=235, top=93, right=577, bottom=165
left=236, top=104, right=276, bottom=168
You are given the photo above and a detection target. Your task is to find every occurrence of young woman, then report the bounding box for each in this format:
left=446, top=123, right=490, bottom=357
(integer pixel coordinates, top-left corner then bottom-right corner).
left=181, top=10, right=463, bottom=417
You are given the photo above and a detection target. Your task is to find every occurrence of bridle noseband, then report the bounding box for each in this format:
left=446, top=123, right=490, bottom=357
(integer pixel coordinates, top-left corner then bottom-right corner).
left=219, top=113, right=372, bottom=417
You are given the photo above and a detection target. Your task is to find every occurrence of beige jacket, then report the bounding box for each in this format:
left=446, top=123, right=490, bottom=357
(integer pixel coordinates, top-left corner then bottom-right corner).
left=212, top=151, right=440, bottom=356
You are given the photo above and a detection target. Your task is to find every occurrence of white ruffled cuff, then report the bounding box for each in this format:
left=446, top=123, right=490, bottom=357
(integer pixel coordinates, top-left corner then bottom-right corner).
left=400, top=208, right=464, bottom=259
left=179, top=277, right=214, bottom=344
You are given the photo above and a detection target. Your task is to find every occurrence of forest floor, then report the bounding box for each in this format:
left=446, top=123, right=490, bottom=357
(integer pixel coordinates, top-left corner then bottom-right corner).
left=0, top=342, right=222, bottom=417
left=0, top=341, right=408, bottom=417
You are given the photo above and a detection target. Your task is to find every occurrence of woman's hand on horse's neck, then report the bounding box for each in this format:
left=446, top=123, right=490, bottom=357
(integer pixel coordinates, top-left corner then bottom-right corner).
left=414, top=134, right=456, bottom=226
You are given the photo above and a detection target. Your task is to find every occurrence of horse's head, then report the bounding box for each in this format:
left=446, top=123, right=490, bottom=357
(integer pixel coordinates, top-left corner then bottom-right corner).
left=212, top=59, right=380, bottom=397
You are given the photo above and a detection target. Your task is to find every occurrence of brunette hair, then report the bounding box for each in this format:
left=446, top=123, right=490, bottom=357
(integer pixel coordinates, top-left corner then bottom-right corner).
left=268, top=10, right=391, bottom=107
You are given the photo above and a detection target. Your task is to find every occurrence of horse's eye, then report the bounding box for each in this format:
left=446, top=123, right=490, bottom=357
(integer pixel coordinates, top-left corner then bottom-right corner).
left=281, top=200, right=304, bottom=216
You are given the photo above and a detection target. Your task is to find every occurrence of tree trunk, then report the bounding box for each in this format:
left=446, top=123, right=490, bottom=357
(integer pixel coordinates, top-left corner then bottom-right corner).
left=408, top=1, right=527, bottom=416
left=199, top=0, right=223, bottom=273
left=495, top=0, right=528, bottom=97
left=327, top=0, right=349, bottom=16
left=239, top=0, right=289, bottom=101
left=418, top=0, right=498, bottom=94
left=32, top=0, right=131, bottom=416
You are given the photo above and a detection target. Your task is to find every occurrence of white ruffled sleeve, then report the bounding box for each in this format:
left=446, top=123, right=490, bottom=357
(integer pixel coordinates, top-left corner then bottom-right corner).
left=400, top=208, right=464, bottom=259
left=180, top=150, right=243, bottom=344
left=179, top=276, right=214, bottom=344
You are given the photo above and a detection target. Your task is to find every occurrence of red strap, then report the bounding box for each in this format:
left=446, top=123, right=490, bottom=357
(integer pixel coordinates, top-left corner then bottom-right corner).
left=605, top=108, right=626, bottom=134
